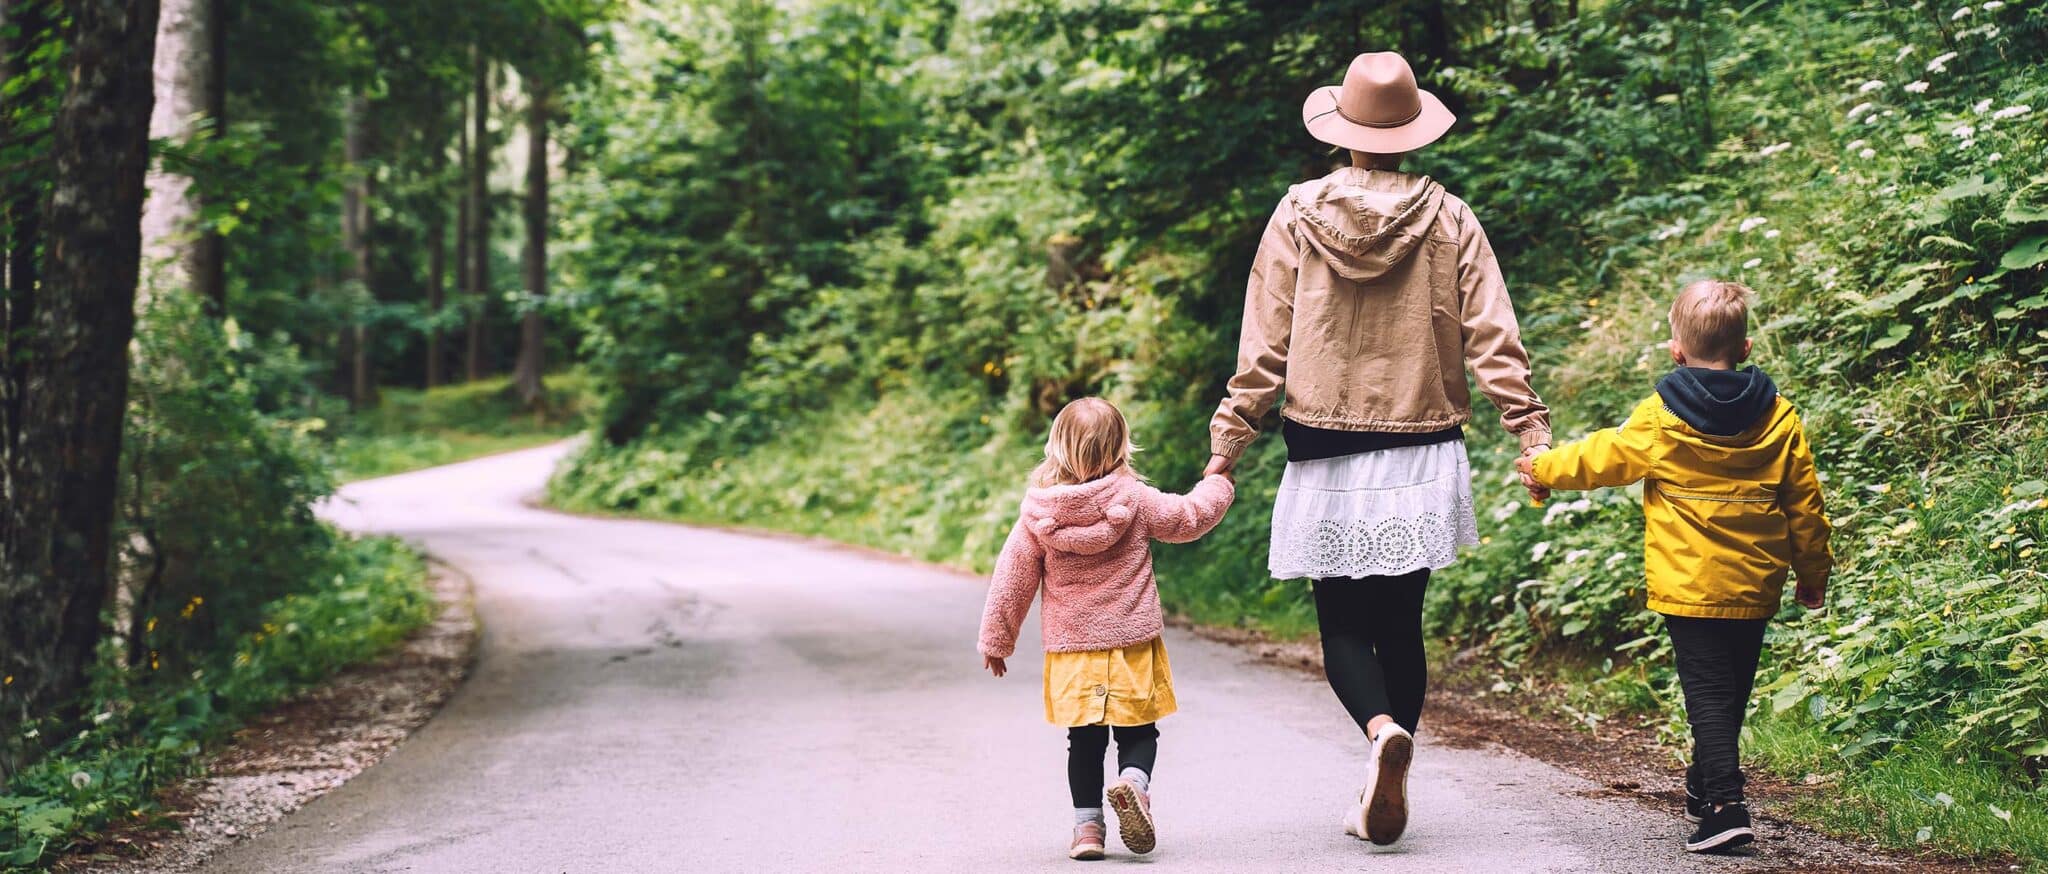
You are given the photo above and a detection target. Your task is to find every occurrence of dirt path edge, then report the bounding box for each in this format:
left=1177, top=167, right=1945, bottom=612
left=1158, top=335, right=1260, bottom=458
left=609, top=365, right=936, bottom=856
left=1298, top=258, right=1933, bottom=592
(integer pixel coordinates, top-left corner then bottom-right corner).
left=58, top=562, right=481, bottom=873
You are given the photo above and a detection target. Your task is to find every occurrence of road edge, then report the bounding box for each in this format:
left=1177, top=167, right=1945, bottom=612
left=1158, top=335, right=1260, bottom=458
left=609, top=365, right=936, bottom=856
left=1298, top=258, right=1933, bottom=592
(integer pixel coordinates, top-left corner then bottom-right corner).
left=59, top=561, right=482, bottom=873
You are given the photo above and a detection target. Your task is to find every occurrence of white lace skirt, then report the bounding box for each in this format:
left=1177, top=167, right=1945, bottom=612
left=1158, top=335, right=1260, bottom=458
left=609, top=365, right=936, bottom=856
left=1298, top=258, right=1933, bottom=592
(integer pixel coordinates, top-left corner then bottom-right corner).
left=1267, top=440, right=1480, bottom=580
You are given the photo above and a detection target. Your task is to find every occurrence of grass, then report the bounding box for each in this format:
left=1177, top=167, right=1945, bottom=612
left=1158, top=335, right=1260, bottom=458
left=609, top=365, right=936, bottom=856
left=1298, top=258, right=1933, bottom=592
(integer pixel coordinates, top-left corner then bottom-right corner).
left=328, top=372, right=595, bottom=482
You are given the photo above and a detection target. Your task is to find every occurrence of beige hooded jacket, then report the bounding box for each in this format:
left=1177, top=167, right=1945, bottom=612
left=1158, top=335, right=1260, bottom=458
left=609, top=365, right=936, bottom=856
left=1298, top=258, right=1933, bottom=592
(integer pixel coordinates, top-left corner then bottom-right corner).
left=1210, top=167, right=1551, bottom=459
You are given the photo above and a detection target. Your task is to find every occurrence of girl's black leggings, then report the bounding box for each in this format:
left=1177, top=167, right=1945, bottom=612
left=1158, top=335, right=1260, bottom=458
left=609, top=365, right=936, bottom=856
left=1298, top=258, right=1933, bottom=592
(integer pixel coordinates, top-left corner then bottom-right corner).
left=1313, top=569, right=1430, bottom=736
left=1066, top=723, right=1158, bottom=807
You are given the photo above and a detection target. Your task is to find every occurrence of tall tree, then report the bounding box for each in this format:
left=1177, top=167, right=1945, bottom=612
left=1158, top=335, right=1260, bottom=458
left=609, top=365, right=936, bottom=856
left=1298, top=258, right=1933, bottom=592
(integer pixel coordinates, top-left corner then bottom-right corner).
left=511, top=80, right=548, bottom=407
left=138, top=0, right=223, bottom=310
left=0, top=0, right=161, bottom=756
left=463, top=46, right=490, bottom=382
left=452, top=80, right=472, bottom=385
left=341, top=91, right=372, bottom=406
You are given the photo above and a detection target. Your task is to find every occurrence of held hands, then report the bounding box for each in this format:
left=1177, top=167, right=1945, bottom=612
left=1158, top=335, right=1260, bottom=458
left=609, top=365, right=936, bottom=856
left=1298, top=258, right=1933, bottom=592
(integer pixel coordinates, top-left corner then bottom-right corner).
left=1515, top=444, right=1552, bottom=503
left=1795, top=578, right=1827, bottom=611
left=1203, top=454, right=1236, bottom=480
left=983, top=655, right=1007, bottom=677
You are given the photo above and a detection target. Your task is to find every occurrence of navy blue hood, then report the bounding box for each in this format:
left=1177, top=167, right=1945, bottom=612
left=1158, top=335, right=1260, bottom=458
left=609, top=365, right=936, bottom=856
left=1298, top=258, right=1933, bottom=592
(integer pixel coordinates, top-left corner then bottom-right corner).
left=1655, top=366, right=1779, bottom=437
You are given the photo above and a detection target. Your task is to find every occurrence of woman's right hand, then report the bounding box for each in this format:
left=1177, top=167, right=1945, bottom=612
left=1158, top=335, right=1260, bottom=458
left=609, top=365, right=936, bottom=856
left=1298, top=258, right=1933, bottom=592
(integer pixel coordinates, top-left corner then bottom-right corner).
left=1203, top=454, right=1235, bottom=478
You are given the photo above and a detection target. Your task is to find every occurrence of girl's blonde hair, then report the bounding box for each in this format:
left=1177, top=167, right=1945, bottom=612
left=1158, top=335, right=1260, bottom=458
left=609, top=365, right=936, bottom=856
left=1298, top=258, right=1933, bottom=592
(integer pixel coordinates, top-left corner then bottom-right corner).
left=1031, top=397, right=1141, bottom=487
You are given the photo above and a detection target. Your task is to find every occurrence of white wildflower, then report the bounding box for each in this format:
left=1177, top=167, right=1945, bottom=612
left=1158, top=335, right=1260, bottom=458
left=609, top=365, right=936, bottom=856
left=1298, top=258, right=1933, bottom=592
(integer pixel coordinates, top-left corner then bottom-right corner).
left=1860, top=148, right=1878, bottom=159
left=1742, top=258, right=1763, bottom=269
left=1493, top=501, right=1521, bottom=522
left=1991, top=804, right=2013, bottom=823
left=70, top=771, right=91, bottom=789
left=1563, top=548, right=1593, bottom=564
left=1818, top=646, right=1844, bottom=669
left=1952, top=123, right=1976, bottom=139
left=1896, top=45, right=1916, bottom=62
left=1974, top=97, right=1994, bottom=113
left=92, top=711, right=112, bottom=725
left=1927, top=51, right=1960, bottom=73
left=1987, top=152, right=2002, bottom=163
left=1739, top=216, right=1770, bottom=233
left=1530, top=541, right=1551, bottom=562
left=1983, top=0, right=2004, bottom=10
left=1846, top=138, right=1867, bottom=151
left=1839, top=614, right=1874, bottom=635
left=1757, top=141, right=1792, bottom=157
left=1605, top=552, right=1630, bottom=569
left=1951, top=5, right=1971, bottom=20
left=1858, top=79, right=1887, bottom=93
left=1846, top=101, right=1877, bottom=120
left=1935, top=791, right=1956, bottom=808
left=1764, top=229, right=1781, bottom=239
left=1992, top=104, right=2031, bottom=120
left=1904, top=80, right=1929, bottom=93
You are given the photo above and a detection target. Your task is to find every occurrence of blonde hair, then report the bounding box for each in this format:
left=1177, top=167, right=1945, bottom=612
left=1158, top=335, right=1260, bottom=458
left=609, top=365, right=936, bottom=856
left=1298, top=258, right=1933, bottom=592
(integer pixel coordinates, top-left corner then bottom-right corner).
left=1669, top=279, right=1753, bottom=364
left=1031, top=397, right=1141, bottom=487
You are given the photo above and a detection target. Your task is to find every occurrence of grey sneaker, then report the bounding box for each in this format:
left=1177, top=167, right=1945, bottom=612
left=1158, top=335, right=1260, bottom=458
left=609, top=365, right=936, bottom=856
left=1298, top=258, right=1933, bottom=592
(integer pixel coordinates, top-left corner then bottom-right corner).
left=1362, top=724, right=1414, bottom=845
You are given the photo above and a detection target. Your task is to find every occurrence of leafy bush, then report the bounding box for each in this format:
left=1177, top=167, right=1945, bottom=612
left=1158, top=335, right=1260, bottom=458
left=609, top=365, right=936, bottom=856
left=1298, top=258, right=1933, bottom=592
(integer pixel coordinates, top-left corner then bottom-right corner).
left=1, top=537, right=433, bottom=870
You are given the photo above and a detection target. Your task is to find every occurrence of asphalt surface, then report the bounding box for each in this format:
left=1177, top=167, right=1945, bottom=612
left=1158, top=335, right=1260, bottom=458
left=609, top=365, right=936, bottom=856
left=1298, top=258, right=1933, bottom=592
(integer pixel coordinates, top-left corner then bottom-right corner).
left=197, top=441, right=1835, bottom=873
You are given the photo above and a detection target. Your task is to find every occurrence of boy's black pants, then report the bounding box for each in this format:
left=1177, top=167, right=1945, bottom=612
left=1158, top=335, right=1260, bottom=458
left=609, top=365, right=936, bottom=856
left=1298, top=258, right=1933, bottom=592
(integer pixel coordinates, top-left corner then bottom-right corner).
left=1067, top=723, right=1157, bottom=807
left=1664, top=614, right=1769, bottom=804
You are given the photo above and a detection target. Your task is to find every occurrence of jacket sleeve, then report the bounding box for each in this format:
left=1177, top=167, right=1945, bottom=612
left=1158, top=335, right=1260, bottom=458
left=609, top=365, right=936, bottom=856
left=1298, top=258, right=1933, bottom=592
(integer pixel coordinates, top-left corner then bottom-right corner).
left=1143, top=474, right=1236, bottom=544
left=977, top=516, right=1043, bottom=658
left=1780, top=413, right=1834, bottom=586
left=1210, top=198, right=1300, bottom=460
left=1453, top=202, right=1553, bottom=450
left=1529, top=395, right=1662, bottom=491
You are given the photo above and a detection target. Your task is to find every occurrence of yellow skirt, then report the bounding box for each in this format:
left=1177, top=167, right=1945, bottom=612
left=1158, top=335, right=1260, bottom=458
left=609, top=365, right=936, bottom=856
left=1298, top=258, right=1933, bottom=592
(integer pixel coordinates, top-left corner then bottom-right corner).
left=1043, top=637, right=1177, bottom=727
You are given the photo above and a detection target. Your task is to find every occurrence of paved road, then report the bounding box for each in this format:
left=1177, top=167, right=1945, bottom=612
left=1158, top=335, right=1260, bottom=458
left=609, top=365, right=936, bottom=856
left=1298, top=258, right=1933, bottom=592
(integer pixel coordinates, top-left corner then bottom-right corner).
left=199, top=442, right=1850, bottom=873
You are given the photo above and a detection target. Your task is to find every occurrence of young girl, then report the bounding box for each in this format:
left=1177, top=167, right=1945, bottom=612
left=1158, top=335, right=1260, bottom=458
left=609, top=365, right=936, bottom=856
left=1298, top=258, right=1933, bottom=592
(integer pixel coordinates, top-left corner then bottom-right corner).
left=979, top=397, right=1235, bottom=861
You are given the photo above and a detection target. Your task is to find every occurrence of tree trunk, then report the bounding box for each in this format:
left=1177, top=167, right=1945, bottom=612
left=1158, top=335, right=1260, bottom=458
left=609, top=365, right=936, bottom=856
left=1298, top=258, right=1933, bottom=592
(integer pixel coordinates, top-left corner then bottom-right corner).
left=463, top=47, right=490, bottom=382
left=0, top=0, right=161, bottom=761
left=512, top=81, right=548, bottom=408
left=452, top=83, right=471, bottom=384
left=138, top=0, right=223, bottom=311
left=341, top=92, right=372, bottom=407
left=425, top=192, right=446, bottom=388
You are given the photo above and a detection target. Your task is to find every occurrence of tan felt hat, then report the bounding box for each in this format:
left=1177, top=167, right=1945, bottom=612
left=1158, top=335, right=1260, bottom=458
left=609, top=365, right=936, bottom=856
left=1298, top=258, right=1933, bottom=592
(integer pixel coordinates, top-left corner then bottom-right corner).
left=1301, top=52, right=1456, bottom=154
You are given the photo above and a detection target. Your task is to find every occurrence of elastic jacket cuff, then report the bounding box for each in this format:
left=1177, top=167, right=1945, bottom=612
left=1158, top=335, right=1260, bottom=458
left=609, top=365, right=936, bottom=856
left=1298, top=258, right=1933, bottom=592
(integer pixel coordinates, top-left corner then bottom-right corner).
left=1517, top=430, right=1554, bottom=451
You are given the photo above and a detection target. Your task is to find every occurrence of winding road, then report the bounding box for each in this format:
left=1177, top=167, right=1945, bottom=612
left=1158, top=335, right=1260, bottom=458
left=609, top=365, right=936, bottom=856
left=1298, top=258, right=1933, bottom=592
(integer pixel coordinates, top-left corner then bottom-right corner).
left=197, top=442, right=1893, bottom=872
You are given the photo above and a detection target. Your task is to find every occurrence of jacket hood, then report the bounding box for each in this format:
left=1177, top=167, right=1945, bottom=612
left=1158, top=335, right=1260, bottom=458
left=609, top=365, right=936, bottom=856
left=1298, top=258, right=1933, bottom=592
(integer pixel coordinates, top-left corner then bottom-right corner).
left=1289, top=167, right=1446, bottom=282
left=1020, top=474, right=1141, bottom=556
left=1656, top=366, right=1779, bottom=438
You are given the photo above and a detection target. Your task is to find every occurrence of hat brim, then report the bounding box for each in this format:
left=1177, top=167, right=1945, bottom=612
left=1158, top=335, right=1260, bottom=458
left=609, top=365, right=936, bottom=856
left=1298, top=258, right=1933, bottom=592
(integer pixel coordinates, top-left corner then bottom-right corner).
left=1301, top=85, right=1456, bottom=154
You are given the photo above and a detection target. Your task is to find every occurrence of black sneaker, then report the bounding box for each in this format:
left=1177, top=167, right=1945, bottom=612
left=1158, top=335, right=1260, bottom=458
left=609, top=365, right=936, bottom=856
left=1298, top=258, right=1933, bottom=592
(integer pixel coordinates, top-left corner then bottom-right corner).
left=1684, top=790, right=1708, bottom=824
left=1685, top=801, right=1755, bottom=853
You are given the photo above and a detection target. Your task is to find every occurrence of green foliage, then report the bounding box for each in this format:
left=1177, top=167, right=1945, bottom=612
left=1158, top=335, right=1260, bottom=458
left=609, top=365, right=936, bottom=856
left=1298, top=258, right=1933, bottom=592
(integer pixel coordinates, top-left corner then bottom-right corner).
left=0, top=537, right=434, bottom=871
left=554, top=0, right=2048, bottom=861
left=327, top=371, right=595, bottom=481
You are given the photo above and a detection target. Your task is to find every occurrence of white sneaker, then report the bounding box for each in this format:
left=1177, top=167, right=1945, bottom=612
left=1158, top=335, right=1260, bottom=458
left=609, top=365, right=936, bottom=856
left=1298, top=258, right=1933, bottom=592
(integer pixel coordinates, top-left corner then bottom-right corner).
left=1357, top=724, right=1413, bottom=845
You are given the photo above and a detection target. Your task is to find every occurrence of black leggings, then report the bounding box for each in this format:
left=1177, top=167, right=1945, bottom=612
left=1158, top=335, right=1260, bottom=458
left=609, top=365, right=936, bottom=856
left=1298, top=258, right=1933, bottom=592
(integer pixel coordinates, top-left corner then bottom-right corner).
left=1665, top=615, right=1769, bottom=804
left=1066, top=723, right=1158, bottom=808
left=1313, top=569, right=1430, bottom=736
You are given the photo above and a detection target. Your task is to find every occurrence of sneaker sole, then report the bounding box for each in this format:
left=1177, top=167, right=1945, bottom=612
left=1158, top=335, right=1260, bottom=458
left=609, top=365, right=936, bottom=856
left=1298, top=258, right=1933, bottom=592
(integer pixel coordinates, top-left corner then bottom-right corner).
left=1365, top=732, right=1413, bottom=846
left=1106, top=783, right=1156, bottom=855
left=1068, top=844, right=1105, bottom=861
left=1685, top=826, right=1755, bottom=853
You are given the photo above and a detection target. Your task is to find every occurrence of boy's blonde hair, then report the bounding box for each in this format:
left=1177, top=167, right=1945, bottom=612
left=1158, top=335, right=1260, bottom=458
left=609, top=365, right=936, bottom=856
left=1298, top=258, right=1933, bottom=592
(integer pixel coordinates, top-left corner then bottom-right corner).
left=1032, top=397, right=1140, bottom=487
left=1669, top=279, right=1753, bottom=364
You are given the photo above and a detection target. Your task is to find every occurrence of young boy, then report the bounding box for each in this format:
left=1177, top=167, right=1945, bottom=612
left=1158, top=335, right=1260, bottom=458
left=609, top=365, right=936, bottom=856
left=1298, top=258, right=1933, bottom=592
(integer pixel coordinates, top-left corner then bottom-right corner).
left=1516, top=279, right=1833, bottom=853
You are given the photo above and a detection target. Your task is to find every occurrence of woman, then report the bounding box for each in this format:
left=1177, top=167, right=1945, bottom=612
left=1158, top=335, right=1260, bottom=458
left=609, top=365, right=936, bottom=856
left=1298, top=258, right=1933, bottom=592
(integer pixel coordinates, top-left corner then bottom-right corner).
left=1203, top=51, right=1551, bottom=847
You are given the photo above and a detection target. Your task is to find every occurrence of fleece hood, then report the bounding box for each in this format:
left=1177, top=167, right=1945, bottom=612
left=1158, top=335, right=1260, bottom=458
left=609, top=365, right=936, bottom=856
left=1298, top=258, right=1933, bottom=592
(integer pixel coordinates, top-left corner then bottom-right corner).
left=1289, top=168, right=1446, bottom=282
left=1656, top=365, right=1780, bottom=439
left=1020, top=474, right=1142, bottom=556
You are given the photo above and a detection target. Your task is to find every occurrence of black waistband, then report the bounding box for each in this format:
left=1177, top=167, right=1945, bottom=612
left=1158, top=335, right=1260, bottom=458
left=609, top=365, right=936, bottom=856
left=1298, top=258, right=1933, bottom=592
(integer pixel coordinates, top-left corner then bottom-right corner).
left=1281, top=420, right=1464, bottom=462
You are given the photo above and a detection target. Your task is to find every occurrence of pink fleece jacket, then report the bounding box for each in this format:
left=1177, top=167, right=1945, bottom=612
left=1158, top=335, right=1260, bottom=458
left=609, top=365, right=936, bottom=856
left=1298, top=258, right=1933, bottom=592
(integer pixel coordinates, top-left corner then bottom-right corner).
left=978, top=472, right=1235, bottom=658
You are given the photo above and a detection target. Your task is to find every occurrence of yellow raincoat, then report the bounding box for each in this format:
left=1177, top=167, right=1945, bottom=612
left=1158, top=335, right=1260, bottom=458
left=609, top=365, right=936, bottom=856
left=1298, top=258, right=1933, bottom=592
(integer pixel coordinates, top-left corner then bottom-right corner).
left=1530, top=393, right=1833, bottom=619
